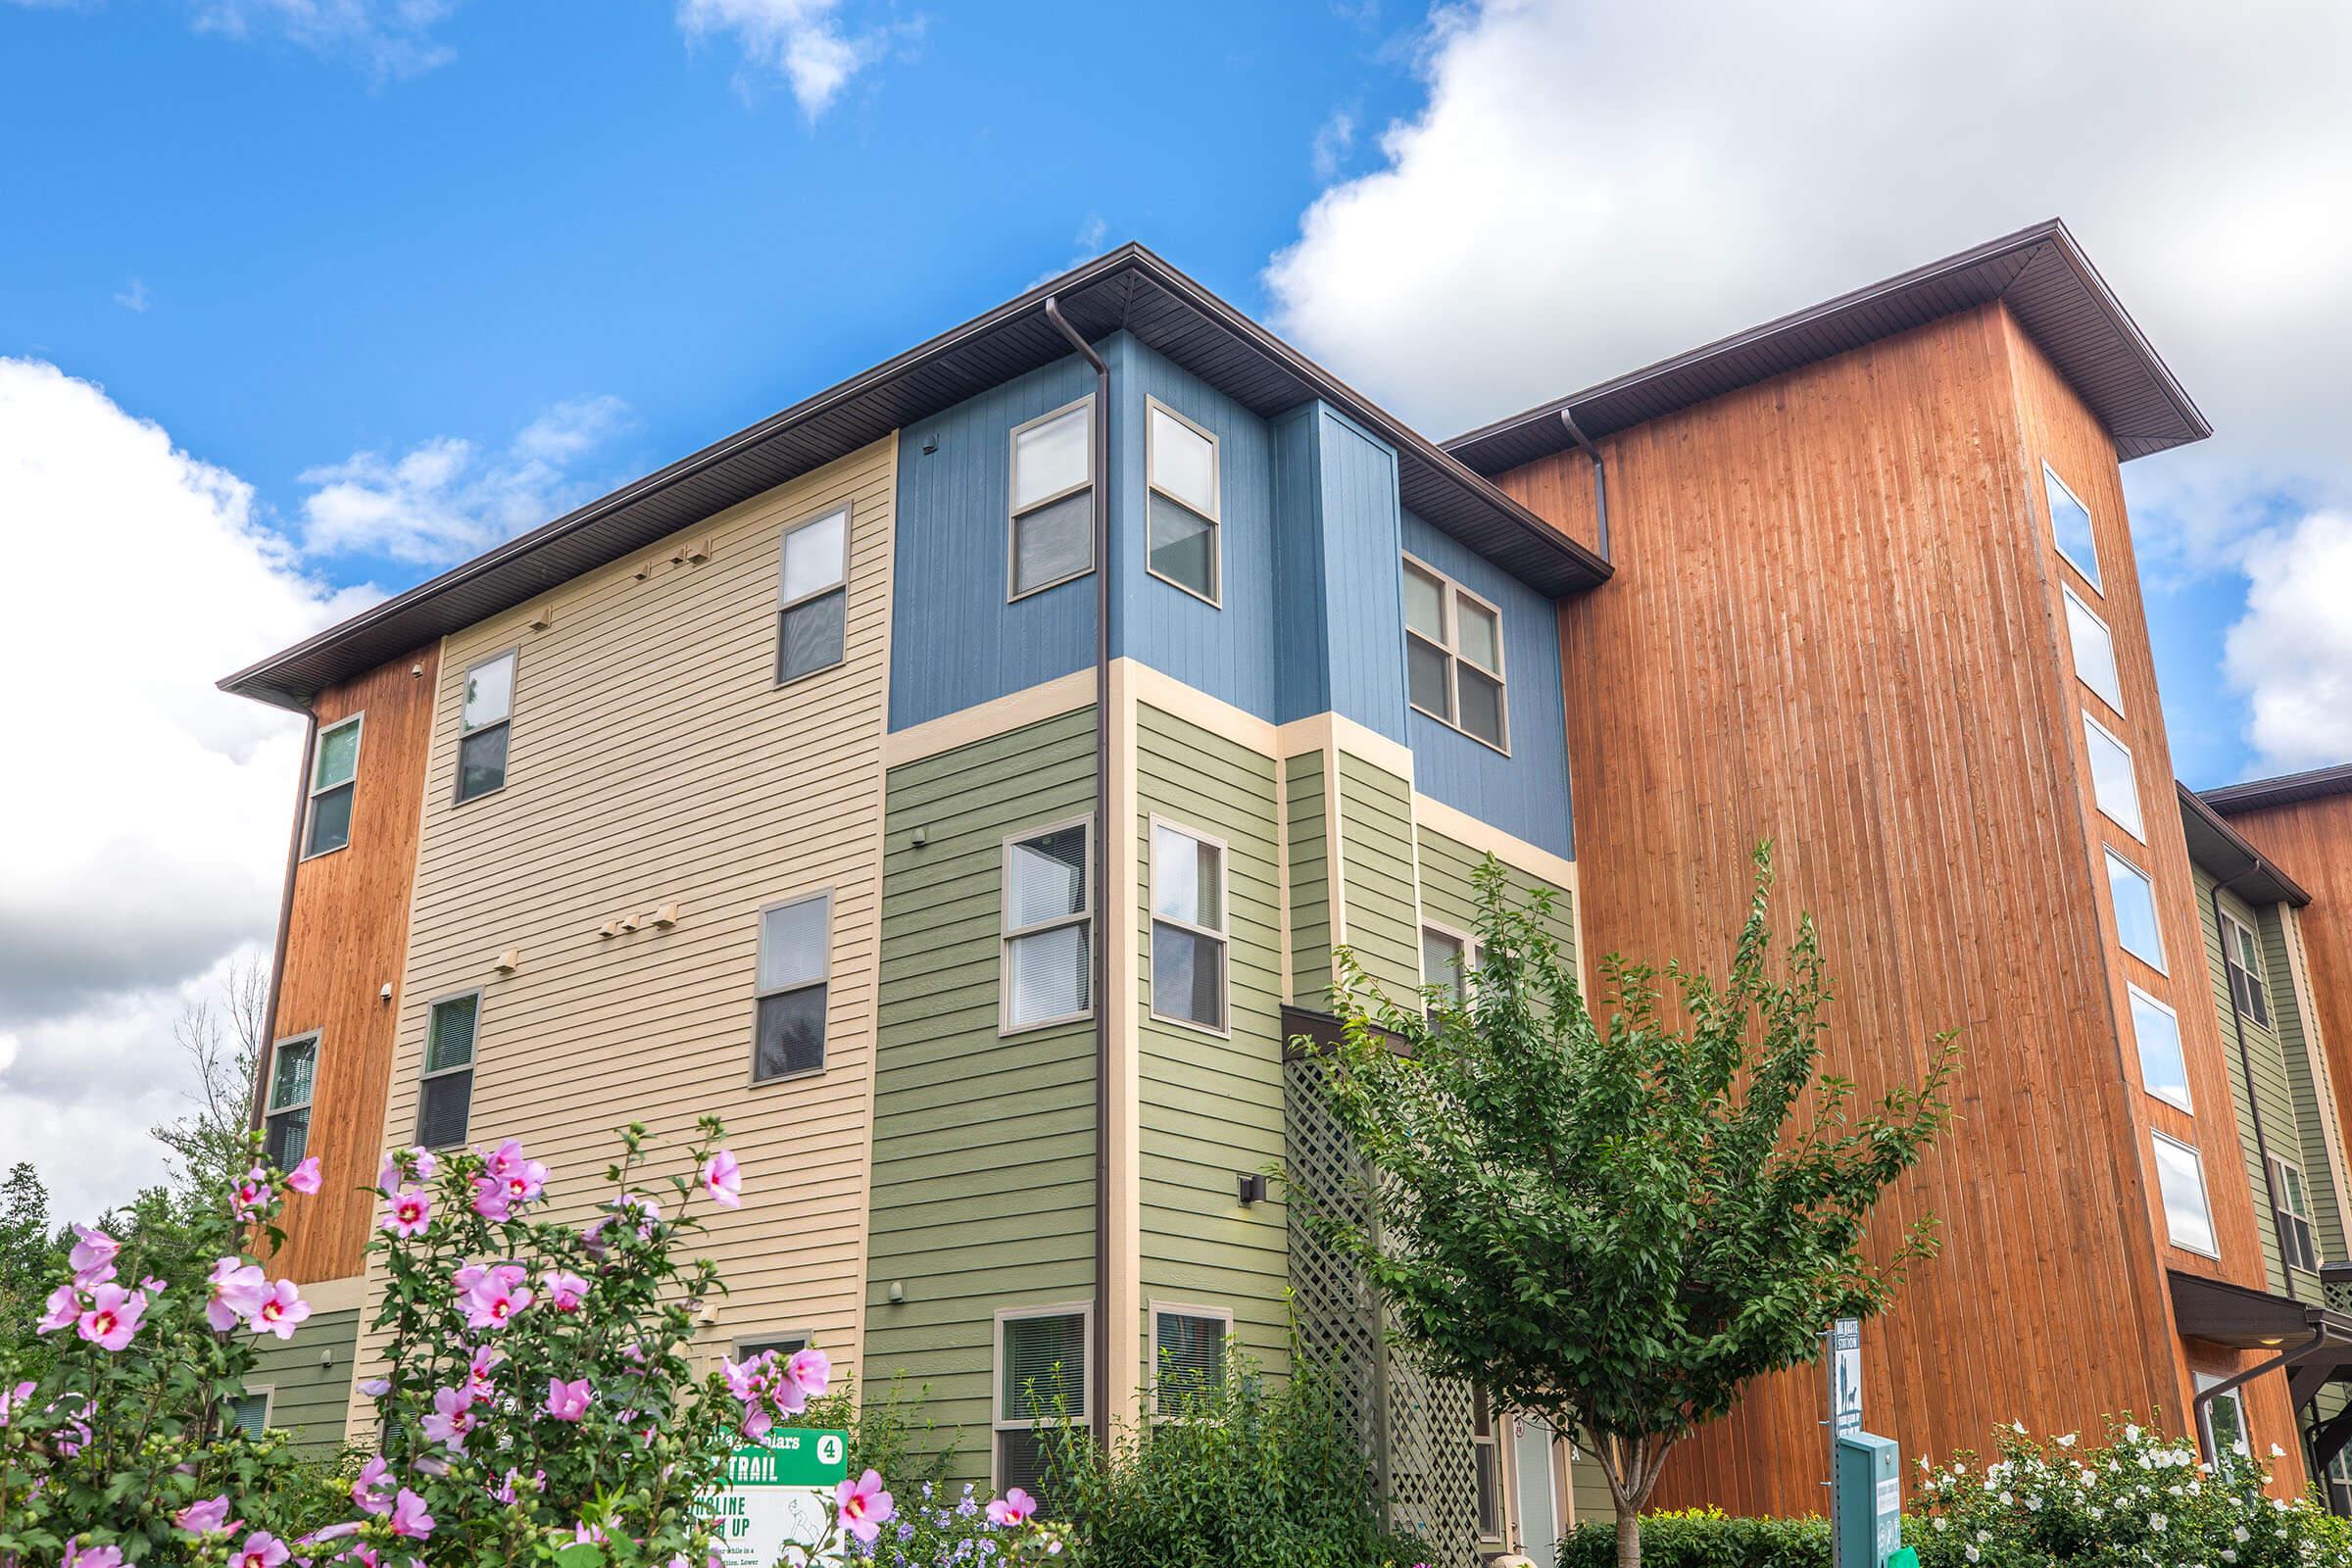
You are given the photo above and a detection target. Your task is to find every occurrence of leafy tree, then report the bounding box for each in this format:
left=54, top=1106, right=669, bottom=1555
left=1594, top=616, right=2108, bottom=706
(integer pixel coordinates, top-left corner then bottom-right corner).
left=1300, top=847, right=1960, bottom=1568
left=0, top=1163, right=65, bottom=1373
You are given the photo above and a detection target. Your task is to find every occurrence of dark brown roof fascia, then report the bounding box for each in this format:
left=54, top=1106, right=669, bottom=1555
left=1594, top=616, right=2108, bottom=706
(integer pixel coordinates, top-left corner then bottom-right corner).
left=2177, top=780, right=2310, bottom=907
left=2203, top=761, right=2352, bottom=816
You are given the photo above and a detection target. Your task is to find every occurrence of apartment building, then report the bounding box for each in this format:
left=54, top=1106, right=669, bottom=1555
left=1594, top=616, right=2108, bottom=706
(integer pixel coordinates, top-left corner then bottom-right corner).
left=220, top=220, right=2349, bottom=1558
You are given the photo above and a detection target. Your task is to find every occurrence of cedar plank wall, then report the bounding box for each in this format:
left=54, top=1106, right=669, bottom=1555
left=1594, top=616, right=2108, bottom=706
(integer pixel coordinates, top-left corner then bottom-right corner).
left=268, top=646, right=440, bottom=1285
left=1496, top=303, right=2269, bottom=1514
left=2220, top=795, right=2352, bottom=1154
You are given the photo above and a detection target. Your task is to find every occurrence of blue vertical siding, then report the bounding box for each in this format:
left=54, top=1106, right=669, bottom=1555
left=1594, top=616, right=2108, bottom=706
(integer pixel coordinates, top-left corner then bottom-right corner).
left=888, top=354, right=1100, bottom=731
left=1401, top=511, right=1575, bottom=858
left=1271, top=402, right=1408, bottom=743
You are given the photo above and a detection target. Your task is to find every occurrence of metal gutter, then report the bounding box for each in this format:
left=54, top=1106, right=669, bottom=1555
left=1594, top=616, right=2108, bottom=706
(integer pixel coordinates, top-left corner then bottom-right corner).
left=1044, top=296, right=1114, bottom=1445
left=2204, top=761, right=2352, bottom=816
left=1555, top=409, right=1610, bottom=563
left=249, top=711, right=318, bottom=1134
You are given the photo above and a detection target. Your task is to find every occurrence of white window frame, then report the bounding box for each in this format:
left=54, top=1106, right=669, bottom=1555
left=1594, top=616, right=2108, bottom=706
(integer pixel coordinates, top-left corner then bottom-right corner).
left=264, top=1031, right=320, bottom=1168
left=1006, top=398, right=1097, bottom=604
left=1402, top=553, right=1510, bottom=755
left=2271, top=1153, right=2321, bottom=1274
left=1421, top=921, right=1477, bottom=1009
left=227, top=1384, right=275, bottom=1438
left=1147, top=1298, right=1233, bottom=1417
left=1001, top=814, right=1095, bottom=1035
left=751, top=890, right=832, bottom=1085
left=2152, top=1130, right=2221, bottom=1259
left=2043, top=461, right=2103, bottom=594
left=731, top=1330, right=813, bottom=1361
left=2127, top=984, right=2192, bottom=1114
left=1148, top=816, right=1232, bottom=1037
left=2062, top=585, right=2125, bottom=716
left=454, top=649, right=518, bottom=806
left=2082, top=713, right=2145, bottom=842
left=2222, top=910, right=2274, bottom=1031
left=775, top=504, right=852, bottom=687
left=992, top=1301, right=1095, bottom=1492
left=302, top=713, right=364, bottom=859
left=416, top=988, right=483, bottom=1150
left=2104, top=848, right=2167, bottom=974
left=1471, top=1385, right=1503, bottom=1544
left=1144, top=398, right=1221, bottom=607
left=2194, top=1372, right=2252, bottom=1459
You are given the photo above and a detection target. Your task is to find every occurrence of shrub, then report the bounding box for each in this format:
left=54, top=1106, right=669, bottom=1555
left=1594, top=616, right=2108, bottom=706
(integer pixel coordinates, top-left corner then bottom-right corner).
left=1558, top=1507, right=1827, bottom=1568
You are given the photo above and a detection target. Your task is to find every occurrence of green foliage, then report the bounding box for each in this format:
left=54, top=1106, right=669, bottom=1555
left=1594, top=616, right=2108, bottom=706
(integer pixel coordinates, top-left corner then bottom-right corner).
left=1300, top=845, right=1960, bottom=1552
left=795, top=1371, right=957, bottom=1502
left=1559, top=1509, right=1829, bottom=1568
left=0, top=1162, right=65, bottom=1381
left=1035, top=1351, right=1394, bottom=1568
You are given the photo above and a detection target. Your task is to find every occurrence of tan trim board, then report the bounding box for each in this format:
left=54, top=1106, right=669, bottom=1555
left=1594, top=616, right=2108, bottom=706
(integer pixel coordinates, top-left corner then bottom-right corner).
left=298, top=1274, right=369, bottom=1314
left=1275, top=709, right=1415, bottom=781
left=1103, top=658, right=1145, bottom=1426
left=1411, top=792, right=1578, bottom=894
left=882, top=669, right=1096, bottom=766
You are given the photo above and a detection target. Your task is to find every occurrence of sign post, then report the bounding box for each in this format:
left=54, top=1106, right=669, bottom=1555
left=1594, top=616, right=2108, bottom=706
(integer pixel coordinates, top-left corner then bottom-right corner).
left=701, top=1429, right=851, bottom=1567
left=1827, top=1318, right=1861, bottom=1568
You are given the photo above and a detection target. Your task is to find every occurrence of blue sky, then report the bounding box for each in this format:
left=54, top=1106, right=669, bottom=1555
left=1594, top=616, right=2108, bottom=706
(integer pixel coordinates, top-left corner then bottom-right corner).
left=5, top=0, right=2348, bottom=1218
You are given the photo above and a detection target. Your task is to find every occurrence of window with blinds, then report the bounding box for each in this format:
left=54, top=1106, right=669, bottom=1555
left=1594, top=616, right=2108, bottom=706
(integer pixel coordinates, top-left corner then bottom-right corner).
left=1003, top=819, right=1092, bottom=1032
left=1151, top=1306, right=1229, bottom=1416
left=1008, top=401, right=1094, bottom=600
left=777, top=507, right=850, bottom=684
left=226, top=1390, right=270, bottom=1439
left=753, top=894, right=830, bottom=1082
left=996, top=1306, right=1089, bottom=1498
left=264, top=1034, right=318, bottom=1169
left=417, top=993, right=479, bottom=1149
left=2273, top=1155, right=2321, bottom=1273
left=2224, top=912, right=2274, bottom=1030
left=1146, top=401, right=1219, bottom=603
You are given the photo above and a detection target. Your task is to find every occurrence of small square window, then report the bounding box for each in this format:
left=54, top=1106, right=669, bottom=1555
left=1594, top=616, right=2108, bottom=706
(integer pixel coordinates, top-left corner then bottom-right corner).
left=226, top=1389, right=271, bottom=1439
left=2082, top=716, right=2143, bottom=840
left=2063, top=587, right=2124, bottom=714
left=265, top=1035, right=318, bottom=1169
left=2105, top=850, right=2166, bottom=973
left=304, top=715, right=363, bottom=857
left=2153, top=1132, right=2218, bottom=1257
left=2044, top=463, right=2101, bottom=593
left=778, top=508, right=850, bottom=683
left=456, top=652, right=515, bottom=804
left=2128, top=986, right=2190, bottom=1112
left=417, top=995, right=478, bottom=1149
left=1152, top=1305, right=1230, bottom=1415
left=754, top=895, right=830, bottom=1081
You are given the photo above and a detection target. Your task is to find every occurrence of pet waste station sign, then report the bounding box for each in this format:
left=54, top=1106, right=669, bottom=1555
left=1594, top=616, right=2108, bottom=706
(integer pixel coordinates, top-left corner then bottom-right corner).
left=703, top=1430, right=849, bottom=1566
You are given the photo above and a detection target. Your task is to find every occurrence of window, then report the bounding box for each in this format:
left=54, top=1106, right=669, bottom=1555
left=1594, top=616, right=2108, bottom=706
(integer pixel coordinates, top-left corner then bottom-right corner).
left=1146, top=401, right=1219, bottom=603
left=304, top=716, right=362, bottom=857
left=2195, top=1373, right=2251, bottom=1458
left=1471, top=1387, right=1502, bottom=1541
left=1008, top=402, right=1094, bottom=600
left=1151, top=1304, right=1230, bottom=1415
left=2105, top=850, right=2166, bottom=973
left=264, top=1034, right=318, bottom=1169
left=995, top=1306, right=1090, bottom=1497
left=2272, top=1155, right=2321, bottom=1273
left=753, top=895, right=830, bottom=1082
left=2082, top=715, right=2144, bottom=840
left=1150, top=822, right=1228, bottom=1031
left=2129, top=986, right=2191, bottom=1112
left=456, top=652, right=515, bottom=804
left=735, top=1333, right=809, bottom=1361
left=225, top=1388, right=272, bottom=1439
left=777, top=506, right=850, bottom=683
left=2153, top=1131, right=2219, bottom=1257
left=2063, top=586, right=2125, bottom=714
left=416, top=993, right=479, bottom=1149
left=1422, top=926, right=1471, bottom=1011
left=1403, top=558, right=1508, bottom=751
left=2223, top=912, right=2275, bottom=1030
left=2044, top=463, right=2102, bottom=593
left=1003, top=819, right=1092, bottom=1032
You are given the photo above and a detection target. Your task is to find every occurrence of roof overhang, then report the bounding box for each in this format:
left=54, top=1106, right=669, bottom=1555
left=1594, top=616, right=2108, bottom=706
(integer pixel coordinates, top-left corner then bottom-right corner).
left=1443, top=219, right=2210, bottom=477
left=2170, top=1269, right=2352, bottom=1353
left=2178, top=781, right=2310, bottom=907
left=221, top=245, right=1608, bottom=713
left=2203, top=762, right=2352, bottom=817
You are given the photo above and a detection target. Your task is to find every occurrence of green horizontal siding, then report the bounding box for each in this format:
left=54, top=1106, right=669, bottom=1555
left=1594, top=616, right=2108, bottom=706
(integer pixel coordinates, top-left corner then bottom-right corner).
left=2199, top=869, right=2311, bottom=1297
left=2264, top=904, right=2345, bottom=1270
left=246, top=1305, right=357, bottom=1455
left=1334, top=750, right=1420, bottom=1000
left=864, top=707, right=1099, bottom=1482
left=1415, top=825, right=1578, bottom=971
left=1285, top=749, right=1333, bottom=1006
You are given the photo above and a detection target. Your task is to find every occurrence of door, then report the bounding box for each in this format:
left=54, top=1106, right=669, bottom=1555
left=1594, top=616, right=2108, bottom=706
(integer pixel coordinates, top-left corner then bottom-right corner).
left=1510, top=1414, right=1561, bottom=1567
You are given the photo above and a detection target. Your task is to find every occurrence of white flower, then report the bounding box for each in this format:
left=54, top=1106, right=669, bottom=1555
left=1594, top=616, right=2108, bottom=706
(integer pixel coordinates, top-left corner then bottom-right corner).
left=1965, top=1549, right=1981, bottom=1564
left=2270, top=1443, right=2286, bottom=1459
left=1933, top=1518, right=1949, bottom=1533
left=2126, top=1424, right=2142, bottom=1442
left=2058, top=1432, right=2079, bottom=1447
left=2151, top=1512, right=2169, bottom=1533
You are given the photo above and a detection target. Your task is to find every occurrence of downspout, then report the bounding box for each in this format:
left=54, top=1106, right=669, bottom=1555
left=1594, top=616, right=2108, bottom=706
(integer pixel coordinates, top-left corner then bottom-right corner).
left=2213, top=872, right=2287, bottom=1275
left=1044, top=296, right=1113, bottom=1443
left=249, top=710, right=318, bottom=1132
left=1556, top=410, right=1611, bottom=563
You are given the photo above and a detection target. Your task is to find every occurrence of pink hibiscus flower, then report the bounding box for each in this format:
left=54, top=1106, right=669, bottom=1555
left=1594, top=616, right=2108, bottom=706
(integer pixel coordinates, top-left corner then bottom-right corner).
left=174, top=1494, right=235, bottom=1535
left=61, top=1541, right=124, bottom=1568
left=469, top=1177, right=512, bottom=1222
left=388, top=1489, right=435, bottom=1539
left=285, top=1155, right=322, bottom=1195
left=465, top=1345, right=505, bottom=1402
left=702, top=1148, right=741, bottom=1209
left=382, top=1188, right=432, bottom=1239
left=986, top=1487, right=1037, bottom=1527
left=460, top=1263, right=533, bottom=1331
left=77, top=1282, right=148, bottom=1350
left=226, top=1531, right=289, bottom=1568
left=36, top=1284, right=79, bottom=1334
left=68, top=1225, right=120, bottom=1288
left=543, top=1376, right=593, bottom=1422
left=835, top=1469, right=895, bottom=1545
left=352, top=1455, right=394, bottom=1516
left=540, top=1268, right=590, bottom=1312
left=206, top=1258, right=269, bottom=1333
left=785, top=1346, right=831, bottom=1401
left=249, top=1280, right=311, bottom=1341
left=420, top=1386, right=475, bottom=1451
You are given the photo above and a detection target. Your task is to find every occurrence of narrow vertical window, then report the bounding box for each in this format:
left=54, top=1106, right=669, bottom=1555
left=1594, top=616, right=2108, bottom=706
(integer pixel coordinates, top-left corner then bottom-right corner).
left=1402, top=557, right=1508, bottom=751
left=2082, top=715, right=2144, bottom=840
left=456, top=652, right=515, bottom=804
left=777, top=508, right=850, bottom=683
left=1003, top=820, right=1093, bottom=1031
left=416, top=993, right=479, bottom=1149
left=304, top=715, right=362, bottom=856
left=2223, top=912, right=2274, bottom=1030
left=2128, top=986, right=2190, bottom=1112
left=1422, top=926, right=1470, bottom=1009
left=753, top=894, right=830, bottom=1081
left=1146, top=402, right=1219, bottom=603
left=2152, top=1131, right=2219, bottom=1257
left=2105, top=850, right=2166, bottom=972
left=996, top=1306, right=1090, bottom=1497
left=2044, top=463, right=2101, bottom=593
left=2195, top=1373, right=2252, bottom=1458
left=2063, top=587, right=2124, bottom=714
left=1008, top=402, right=1094, bottom=599
left=1150, top=822, right=1228, bottom=1031
left=1471, top=1388, right=1502, bottom=1542
left=2271, top=1155, right=2320, bottom=1273
left=264, top=1034, right=318, bottom=1168
left=1151, top=1305, right=1230, bottom=1416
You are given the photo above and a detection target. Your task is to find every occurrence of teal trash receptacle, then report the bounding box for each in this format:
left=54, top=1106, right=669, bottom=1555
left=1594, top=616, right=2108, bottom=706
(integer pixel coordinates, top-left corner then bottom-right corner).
left=1834, top=1430, right=1902, bottom=1568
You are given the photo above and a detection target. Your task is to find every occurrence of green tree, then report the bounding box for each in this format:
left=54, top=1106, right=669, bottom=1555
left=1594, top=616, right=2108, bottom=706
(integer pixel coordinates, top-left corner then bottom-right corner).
left=0, top=1162, right=65, bottom=1369
left=1300, top=847, right=1959, bottom=1568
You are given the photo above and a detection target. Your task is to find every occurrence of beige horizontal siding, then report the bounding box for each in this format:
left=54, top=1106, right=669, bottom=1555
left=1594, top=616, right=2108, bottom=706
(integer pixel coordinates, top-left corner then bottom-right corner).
left=349, top=435, right=898, bottom=1437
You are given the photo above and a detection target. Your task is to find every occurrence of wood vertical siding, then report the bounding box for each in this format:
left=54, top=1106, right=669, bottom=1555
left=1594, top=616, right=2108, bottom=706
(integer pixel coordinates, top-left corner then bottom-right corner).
left=348, top=435, right=901, bottom=1433
left=1498, top=302, right=2272, bottom=1514
left=268, top=646, right=439, bottom=1285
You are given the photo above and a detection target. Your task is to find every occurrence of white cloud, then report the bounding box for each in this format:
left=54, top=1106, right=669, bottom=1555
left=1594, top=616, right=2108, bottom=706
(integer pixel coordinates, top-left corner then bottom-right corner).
left=187, top=0, right=457, bottom=77
left=677, top=0, right=919, bottom=119
left=1311, top=109, right=1356, bottom=180
left=298, top=394, right=630, bottom=565
left=113, top=277, right=151, bottom=313
left=0, top=360, right=368, bottom=1216
left=1265, top=0, right=2352, bottom=782
left=2226, top=511, right=2352, bottom=773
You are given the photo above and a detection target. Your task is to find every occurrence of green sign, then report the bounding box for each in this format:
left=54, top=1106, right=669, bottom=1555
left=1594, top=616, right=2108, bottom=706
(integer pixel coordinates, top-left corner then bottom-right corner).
left=703, top=1431, right=850, bottom=1567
